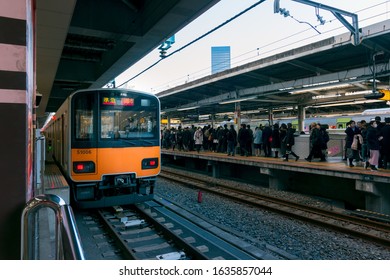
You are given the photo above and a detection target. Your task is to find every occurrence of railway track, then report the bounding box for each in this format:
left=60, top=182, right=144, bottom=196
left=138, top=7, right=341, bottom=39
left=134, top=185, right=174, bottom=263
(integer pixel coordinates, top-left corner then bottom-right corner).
left=78, top=198, right=277, bottom=260
left=159, top=167, right=390, bottom=248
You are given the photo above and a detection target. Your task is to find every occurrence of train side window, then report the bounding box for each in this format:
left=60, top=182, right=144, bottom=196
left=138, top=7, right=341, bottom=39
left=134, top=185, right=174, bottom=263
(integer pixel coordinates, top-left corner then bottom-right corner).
left=74, top=94, right=94, bottom=141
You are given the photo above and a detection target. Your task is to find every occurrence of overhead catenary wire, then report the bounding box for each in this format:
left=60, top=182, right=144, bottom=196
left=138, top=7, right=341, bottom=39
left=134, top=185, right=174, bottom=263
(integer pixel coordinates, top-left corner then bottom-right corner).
left=155, top=1, right=390, bottom=92
left=118, top=0, right=390, bottom=90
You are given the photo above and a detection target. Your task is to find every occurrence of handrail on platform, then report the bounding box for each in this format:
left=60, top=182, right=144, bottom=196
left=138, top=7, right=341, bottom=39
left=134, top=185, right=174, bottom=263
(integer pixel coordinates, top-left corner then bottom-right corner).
left=21, top=194, right=85, bottom=260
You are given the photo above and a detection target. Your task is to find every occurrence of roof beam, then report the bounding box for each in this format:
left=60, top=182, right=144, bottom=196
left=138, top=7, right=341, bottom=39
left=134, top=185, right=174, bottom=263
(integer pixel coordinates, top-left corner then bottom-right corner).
left=242, top=72, right=283, bottom=83
left=287, top=60, right=330, bottom=75
left=161, top=63, right=389, bottom=113
left=361, top=39, right=390, bottom=54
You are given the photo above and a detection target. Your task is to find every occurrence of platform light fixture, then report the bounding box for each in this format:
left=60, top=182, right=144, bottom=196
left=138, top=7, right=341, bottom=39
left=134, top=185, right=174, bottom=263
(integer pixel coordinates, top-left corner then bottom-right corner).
left=219, top=96, right=257, bottom=105
left=345, top=90, right=371, bottom=96
left=309, top=99, right=383, bottom=108
left=41, top=112, right=56, bottom=131
left=312, top=93, right=342, bottom=100
left=364, top=89, right=389, bottom=100
left=177, top=106, right=199, bottom=111
left=290, top=82, right=351, bottom=95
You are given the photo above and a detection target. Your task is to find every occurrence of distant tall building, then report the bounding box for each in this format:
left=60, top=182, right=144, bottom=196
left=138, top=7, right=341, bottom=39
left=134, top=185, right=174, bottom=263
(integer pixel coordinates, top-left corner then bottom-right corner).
left=211, top=46, right=231, bottom=74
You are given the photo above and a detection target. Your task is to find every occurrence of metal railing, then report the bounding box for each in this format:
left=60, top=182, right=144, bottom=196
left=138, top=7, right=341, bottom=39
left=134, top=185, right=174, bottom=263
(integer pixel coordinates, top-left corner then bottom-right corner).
left=21, top=194, right=85, bottom=260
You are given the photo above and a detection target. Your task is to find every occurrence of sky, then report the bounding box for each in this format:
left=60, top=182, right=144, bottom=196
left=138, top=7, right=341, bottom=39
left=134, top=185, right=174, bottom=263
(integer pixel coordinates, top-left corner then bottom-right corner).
left=114, top=0, right=390, bottom=93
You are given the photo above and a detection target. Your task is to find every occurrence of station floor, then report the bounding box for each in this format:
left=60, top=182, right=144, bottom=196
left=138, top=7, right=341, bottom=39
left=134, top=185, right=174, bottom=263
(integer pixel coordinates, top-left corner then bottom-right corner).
left=33, top=162, right=70, bottom=260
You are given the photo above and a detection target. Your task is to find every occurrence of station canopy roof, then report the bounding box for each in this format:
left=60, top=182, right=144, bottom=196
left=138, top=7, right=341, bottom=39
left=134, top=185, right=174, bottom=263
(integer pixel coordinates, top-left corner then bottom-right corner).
left=35, top=0, right=220, bottom=127
left=157, top=20, right=390, bottom=122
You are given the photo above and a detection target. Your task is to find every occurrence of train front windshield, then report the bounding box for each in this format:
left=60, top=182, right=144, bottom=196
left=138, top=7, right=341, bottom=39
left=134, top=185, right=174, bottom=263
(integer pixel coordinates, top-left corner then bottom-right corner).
left=99, top=92, right=159, bottom=140
left=72, top=90, right=160, bottom=147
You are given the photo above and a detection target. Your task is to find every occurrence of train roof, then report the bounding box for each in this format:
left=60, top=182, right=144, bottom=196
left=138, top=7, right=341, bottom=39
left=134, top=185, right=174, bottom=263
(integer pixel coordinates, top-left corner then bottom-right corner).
left=362, top=108, right=390, bottom=115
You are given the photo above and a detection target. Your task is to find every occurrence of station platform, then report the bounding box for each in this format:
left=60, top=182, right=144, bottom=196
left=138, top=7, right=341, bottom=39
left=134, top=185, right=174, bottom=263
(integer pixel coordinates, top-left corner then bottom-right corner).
left=32, top=162, right=71, bottom=259
left=42, top=162, right=70, bottom=204
left=161, top=149, right=390, bottom=215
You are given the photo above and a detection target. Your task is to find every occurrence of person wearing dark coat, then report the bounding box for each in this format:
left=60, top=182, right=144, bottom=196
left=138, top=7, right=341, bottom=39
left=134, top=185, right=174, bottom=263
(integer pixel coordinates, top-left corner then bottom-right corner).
left=380, top=117, right=390, bottom=169
left=360, top=120, right=369, bottom=162
left=283, top=123, right=300, bottom=161
left=305, top=122, right=325, bottom=162
left=262, top=123, right=272, bottom=157
left=374, top=116, right=385, bottom=168
left=271, top=123, right=281, bottom=158
left=238, top=124, right=250, bottom=156
left=226, top=125, right=237, bottom=156
left=222, top=124, right=229, bottom=153
left=366, top=120, right=382, bottom=171
left=247, top=125, right=254, bottom=156
left=318, top=123, right=330, bottom=161
left=279, top=123, right=287, bottom=158
left=217, top=125, right=226, bottom=153
left=344, top=120, right=361, bottom=167
left=181, top=127, right=192, bottom=151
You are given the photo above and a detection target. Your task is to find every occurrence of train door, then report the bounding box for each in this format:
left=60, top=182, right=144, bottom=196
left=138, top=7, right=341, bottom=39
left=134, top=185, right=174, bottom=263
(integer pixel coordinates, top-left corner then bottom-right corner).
left=70, top=92, right=98, bottom=181
left=291, top=120, right=298, bottom=130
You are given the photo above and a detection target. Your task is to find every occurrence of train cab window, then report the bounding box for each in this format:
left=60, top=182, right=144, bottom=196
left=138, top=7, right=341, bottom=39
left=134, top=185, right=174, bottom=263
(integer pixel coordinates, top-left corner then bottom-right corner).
left=73, top=93, right=94, bottom=141
left=100, top=94, right=158, bottom=140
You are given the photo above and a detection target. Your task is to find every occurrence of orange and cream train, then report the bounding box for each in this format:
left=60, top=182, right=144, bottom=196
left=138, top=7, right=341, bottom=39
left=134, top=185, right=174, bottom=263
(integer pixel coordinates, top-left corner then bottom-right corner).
left=43, top=88, right=160, bottom=208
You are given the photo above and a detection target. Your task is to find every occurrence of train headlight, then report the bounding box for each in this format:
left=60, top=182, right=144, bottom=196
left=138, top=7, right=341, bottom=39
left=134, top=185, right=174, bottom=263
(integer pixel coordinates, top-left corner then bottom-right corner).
left=141, top=158, right=159, bottom=169
left=73, top=161, right=95, bottom=173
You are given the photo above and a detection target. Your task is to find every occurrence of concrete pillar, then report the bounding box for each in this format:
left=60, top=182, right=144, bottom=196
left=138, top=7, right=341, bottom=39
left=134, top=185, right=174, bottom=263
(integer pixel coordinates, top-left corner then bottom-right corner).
left=212, top=162, right=220, bottom=178
left=207, top=160, right=220, bottom=178
left=0, top=0, right=33, bottom=259
left=356, top=180, right=390, bottom=215
left=365, top=195, right=382, bottom=213
left=235, top=102, right=241, bottom=129
left=268, top=107, right=274, bottom=126
left=355, top=180, right=379, bottom=195
left=297, top=105, right=305, bottom=133
left=260, top=168, right=289, bottom=190
left=167, top=115, right=171, bottom=129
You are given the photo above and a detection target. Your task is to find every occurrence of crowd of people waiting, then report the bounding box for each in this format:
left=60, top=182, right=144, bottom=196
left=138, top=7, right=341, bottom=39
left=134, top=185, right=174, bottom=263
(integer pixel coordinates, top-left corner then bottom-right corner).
left=161, top=116, right=390, bottom=172
left=161, top=122, right=303, bottom=161
left=341, top=116, right=390, bottom=171
left=161, top=115, right=390, bottom=171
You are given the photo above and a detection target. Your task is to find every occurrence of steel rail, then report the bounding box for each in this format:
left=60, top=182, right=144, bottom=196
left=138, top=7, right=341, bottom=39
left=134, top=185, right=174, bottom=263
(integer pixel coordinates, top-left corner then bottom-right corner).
left=160, top=169, right=390, bottom=248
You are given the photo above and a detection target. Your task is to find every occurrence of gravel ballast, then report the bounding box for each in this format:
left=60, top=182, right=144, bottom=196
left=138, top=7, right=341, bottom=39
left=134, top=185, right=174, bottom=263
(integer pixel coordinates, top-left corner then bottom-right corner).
left=156, top=168, right=390, bottom=260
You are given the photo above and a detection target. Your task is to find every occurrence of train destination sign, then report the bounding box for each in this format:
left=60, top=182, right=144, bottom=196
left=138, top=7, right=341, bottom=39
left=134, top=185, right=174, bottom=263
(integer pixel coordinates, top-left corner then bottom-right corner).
left=102, top=97, right=135, bottom=106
